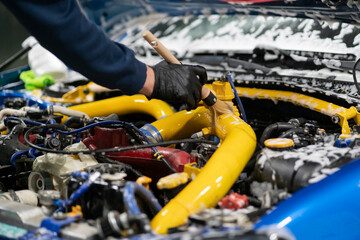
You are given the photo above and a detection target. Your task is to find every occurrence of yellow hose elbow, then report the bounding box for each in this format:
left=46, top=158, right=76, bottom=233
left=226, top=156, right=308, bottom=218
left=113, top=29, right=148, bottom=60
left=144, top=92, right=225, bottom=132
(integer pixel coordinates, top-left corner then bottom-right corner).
left=149, top=112, right=256, bottom=233
left=150, top=107, right=213, bottom=141
left=66, top=95, right=174, bottom=121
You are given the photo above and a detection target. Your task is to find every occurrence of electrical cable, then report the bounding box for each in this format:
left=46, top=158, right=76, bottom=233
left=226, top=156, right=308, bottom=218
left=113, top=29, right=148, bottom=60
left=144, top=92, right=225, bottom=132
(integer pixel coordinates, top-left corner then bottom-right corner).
left=47, top=120, right=145, bottom=147
left=352, top=57, right=360, bottom=95
left=28, top=147, right=43, bottom=159
left=42, top=118, right=57, bottom=137
left=227, top=73, right=247, bottom=123
left=23, top=120, right=207, bottom=173
left=23, top=123, right=217, bottom=173
left=5, top=117, right=43, bottom=126
left=45, top=120, right=137, bottom=135
left=51, top=120, right=146, bottom=146
left=6, top=117, right=175, bottom=171
left=28, top=148, right=37, bottom=159
left=9, top=150, right=28, bottom=168
left=52, top=121, right=111, bottom=135
left=24, top=126, right=217, bottom=154
left=5, top=117, right=139, bottom=140
left=57, top=120, right=177, bottom=172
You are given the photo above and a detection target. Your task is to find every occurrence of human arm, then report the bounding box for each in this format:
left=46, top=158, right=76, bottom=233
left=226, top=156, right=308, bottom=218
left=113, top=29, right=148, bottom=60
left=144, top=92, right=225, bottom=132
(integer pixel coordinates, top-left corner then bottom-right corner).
left=2, top=0, right=146, bottom=95
left=139, top=66, right=155, bottom=97
left=2, top=0, right=207, bottom=109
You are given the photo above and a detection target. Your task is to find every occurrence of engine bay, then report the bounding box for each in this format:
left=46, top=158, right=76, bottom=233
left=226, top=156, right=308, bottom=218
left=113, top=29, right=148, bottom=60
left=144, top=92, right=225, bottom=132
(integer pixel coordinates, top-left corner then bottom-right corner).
left=0, top=76, right=360, bottom=239
left=1, top=6, right=360, bottom=240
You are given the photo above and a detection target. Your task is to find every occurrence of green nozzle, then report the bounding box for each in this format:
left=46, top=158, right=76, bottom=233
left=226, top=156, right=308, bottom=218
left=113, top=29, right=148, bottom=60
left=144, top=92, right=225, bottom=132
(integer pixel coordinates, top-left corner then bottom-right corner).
left=19, top=70, right=55, bottom=90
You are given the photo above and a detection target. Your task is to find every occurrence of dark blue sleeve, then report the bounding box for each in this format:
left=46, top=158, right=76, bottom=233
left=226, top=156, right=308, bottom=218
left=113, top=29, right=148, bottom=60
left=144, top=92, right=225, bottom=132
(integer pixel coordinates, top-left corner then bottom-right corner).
left=1, top=0, right=147, bottom=95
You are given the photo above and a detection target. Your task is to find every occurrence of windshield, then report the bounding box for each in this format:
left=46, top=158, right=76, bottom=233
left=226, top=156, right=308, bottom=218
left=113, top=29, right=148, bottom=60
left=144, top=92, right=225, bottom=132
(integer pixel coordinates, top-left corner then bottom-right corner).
left=112, top=14, right=360, bottom=103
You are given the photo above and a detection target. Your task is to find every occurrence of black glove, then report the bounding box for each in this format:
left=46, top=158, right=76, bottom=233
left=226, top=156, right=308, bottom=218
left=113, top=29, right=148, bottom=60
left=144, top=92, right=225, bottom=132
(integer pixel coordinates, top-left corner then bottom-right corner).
left=151, top=61, right=207, bottom=111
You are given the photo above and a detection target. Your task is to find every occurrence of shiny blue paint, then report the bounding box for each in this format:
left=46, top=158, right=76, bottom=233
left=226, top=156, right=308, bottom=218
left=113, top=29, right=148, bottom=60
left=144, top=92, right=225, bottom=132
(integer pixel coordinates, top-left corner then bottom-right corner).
left=0, top=90, right=51, bottom=109
left=254, top=157, right=360, bottom=240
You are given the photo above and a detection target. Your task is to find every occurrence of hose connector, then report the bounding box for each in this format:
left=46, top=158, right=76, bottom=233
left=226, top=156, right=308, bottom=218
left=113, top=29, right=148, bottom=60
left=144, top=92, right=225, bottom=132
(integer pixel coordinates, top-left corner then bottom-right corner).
left=140, top=124, right=163, bottom=143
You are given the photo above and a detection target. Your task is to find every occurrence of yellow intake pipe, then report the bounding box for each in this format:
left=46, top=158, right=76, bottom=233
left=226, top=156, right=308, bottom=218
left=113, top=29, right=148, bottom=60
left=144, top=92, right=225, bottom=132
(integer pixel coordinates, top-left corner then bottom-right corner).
left=146, top=107, right=256, bottom=233
left=231, top=87, right=360, bottom=135
left=67, top=95, right=174, bottom=121
left=39, top=82, right=113, bottom=104
left=148, top=107, right=212, bottom=141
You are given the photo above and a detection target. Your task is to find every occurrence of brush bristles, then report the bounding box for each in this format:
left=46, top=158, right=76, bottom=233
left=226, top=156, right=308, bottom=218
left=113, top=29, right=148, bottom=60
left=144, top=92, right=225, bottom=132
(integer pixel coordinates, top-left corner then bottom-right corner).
left=211, top=100, right=234, bottom=115
left=207, top=100, right=235, bottom=128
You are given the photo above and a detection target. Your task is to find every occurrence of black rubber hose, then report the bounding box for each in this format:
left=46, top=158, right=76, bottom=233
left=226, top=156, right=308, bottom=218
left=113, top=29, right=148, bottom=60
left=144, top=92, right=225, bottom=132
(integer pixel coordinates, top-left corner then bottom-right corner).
left=278, top=127, right=305, bottom=138
left=246, top=208, right=270, bottom=221
left=63, top=116, right=82, bottom=127
left=260, top=122, right=296, bottom=146
left=247, top=196, right=262, bottom=208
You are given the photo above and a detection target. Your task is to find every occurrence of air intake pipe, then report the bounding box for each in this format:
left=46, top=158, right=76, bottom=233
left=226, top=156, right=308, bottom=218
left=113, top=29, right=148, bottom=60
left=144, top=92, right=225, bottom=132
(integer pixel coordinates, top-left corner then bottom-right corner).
left=141, top=107, right=256, bottom=233
left=68, top=95, right=174, bottom=121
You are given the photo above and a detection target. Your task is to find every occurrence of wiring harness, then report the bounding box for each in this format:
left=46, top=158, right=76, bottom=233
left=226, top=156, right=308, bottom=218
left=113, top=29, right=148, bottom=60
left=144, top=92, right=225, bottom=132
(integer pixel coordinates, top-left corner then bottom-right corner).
left=21, top=120, right=217, bottom=173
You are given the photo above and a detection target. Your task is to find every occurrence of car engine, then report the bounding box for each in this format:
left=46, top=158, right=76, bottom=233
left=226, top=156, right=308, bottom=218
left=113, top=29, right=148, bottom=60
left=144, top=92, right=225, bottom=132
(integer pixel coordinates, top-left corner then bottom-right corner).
left=1, top=2, right=360, bottom=240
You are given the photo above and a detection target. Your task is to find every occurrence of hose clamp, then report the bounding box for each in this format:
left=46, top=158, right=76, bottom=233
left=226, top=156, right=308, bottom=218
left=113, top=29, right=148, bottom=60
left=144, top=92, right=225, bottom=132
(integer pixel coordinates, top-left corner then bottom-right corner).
left=140, top=124, right=163, bottom=143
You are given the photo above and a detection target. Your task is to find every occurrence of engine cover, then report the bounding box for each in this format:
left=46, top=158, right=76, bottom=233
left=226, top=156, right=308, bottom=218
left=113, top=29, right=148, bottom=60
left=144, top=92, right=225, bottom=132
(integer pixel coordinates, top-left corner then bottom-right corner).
left=83, top=127, right=196, bottom=181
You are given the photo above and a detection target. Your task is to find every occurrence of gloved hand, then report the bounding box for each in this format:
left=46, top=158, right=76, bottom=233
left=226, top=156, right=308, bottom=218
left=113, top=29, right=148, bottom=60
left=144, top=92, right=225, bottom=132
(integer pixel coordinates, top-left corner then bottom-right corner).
left=151, top=61, right=207, bottom=111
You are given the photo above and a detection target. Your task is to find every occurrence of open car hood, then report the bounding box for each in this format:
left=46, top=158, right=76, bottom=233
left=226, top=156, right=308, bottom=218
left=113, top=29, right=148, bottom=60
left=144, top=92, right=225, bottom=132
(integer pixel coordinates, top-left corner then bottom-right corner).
left=80, top=0, right=360, bottom=106
left=79, top=0, right=360, bottom=28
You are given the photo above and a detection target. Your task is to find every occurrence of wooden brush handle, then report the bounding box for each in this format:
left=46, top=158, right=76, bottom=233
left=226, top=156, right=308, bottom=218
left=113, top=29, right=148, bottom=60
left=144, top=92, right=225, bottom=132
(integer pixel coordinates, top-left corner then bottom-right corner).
left=142, top=30, right=180, bottom=65
left=142, top=30, right=211, bottom=101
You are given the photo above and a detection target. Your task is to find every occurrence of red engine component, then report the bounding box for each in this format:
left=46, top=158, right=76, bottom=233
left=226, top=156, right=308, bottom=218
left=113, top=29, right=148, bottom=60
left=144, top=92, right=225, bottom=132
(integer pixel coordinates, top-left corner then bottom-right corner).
left=218, top=193, right=249, bottom=210
left=83, top=127, right=196, bottom=180
left=83, top=126, right=130, bottom=148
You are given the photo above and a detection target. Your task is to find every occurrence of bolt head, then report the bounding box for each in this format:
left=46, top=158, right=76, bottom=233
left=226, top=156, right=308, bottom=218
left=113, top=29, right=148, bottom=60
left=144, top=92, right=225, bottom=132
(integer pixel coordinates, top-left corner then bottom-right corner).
left=53, top=211, right=67, bottom=220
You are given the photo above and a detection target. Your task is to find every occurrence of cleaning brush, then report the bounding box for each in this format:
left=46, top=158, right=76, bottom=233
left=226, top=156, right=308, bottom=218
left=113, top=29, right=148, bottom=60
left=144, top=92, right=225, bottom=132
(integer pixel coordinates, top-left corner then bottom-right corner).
left=142, top=30, right=234, bottom=118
